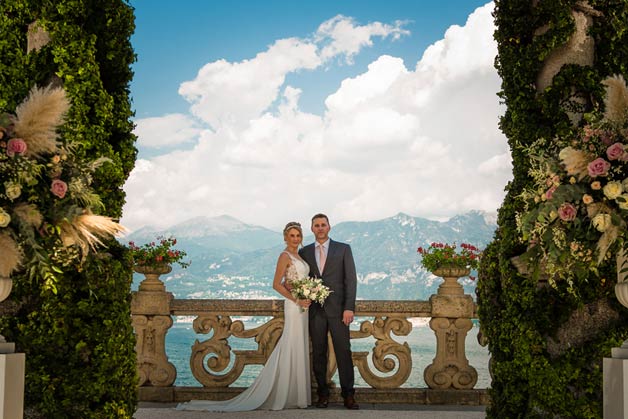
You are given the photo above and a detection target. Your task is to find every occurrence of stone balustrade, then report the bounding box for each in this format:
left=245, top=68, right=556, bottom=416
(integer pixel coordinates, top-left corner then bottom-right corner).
left=131, top=266, right=490, bottom=405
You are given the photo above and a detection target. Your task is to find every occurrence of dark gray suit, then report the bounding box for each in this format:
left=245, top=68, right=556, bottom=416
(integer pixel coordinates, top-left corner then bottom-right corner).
left=299, top=239, right=357, bottom=398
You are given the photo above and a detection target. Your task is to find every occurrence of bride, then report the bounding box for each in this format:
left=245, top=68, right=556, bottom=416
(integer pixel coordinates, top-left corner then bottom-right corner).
left=176, top=221, right=312, bottom=411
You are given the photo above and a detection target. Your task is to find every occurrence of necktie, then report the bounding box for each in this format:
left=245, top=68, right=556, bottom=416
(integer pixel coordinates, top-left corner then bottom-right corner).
left=319, top=244, right=326, bottom=273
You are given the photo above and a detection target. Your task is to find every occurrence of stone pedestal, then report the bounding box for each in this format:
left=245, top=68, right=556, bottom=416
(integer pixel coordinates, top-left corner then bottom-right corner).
left=424, top=267, right=478, bottom=390
left=131, top=264, right=176, bottom=387
left=0, top=353, right=24, bottom=419
left=604, top=356, right=628, bottom=418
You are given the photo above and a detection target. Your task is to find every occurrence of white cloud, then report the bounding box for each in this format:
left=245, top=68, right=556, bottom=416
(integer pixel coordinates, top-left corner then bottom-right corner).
left=134, top=114, right=202, bottom=148
left=316, top=15, right=410, bottom=63
left=122, top=2, right=510, bottom=232
left=178, top=38, right=321, bottom=130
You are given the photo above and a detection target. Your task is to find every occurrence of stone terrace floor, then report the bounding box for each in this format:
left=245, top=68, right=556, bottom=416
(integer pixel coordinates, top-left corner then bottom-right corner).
left=134, top=402, right=487, bottom=419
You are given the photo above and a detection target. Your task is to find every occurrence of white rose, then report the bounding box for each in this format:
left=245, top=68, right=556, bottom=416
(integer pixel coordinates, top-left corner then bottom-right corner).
left=0, top=208, right=10, bottom=227
left=4, top=182, right=21, bottom=200
left=592, top=213, right=612, bottom=232
left=303, top=289, right=311, bottom=297
left=603, top=181, right=623, bottom=200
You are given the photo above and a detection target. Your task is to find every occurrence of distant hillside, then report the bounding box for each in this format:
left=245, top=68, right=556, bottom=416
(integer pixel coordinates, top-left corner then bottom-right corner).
left=125, top=211, right=496, bottom=301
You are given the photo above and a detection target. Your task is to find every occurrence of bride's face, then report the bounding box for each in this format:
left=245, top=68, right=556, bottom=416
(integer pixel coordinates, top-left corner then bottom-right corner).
left=284, top=228, right=302, bottom=247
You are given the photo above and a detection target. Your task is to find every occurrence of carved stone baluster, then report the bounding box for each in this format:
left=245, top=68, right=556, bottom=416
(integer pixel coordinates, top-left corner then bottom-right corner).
left=190, top=314, right=284, bottom=387
left=424, top=267, right=478, bottom=389
left=352, top=316, right=413, bottom=389
left=131, top=265, right=176, bottom=387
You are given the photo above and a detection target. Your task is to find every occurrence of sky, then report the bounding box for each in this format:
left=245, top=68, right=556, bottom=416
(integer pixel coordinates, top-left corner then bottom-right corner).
left=122, top=0, right=511, bottom=232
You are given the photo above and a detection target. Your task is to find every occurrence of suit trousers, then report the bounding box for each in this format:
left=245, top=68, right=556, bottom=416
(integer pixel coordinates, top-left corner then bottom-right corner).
left=309, top=305, right=355, bottom=398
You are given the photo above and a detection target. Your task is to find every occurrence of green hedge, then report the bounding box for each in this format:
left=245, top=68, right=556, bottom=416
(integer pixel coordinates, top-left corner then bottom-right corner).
left=478, top=1, right=628, bottom=417
left=0, top=1, right=138, bottom=417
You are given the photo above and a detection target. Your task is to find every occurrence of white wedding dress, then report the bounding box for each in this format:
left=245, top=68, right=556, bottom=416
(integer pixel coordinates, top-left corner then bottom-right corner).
left=176, top=252, right=311, bottom=411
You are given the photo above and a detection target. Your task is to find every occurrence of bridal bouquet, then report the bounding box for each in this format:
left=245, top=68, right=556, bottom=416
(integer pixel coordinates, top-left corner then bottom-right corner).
left=290, top=277, right=332, bottom=311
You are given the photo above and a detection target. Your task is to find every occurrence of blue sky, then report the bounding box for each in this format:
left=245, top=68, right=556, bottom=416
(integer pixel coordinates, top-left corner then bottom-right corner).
left=130, top=1, right=490, bottom=117
left=123, top=1, right=510, bottom=231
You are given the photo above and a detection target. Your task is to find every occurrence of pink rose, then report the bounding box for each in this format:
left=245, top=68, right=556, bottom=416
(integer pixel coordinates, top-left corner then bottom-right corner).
left=545, top=185, right=557, bottom=200
left=50, top=179, right=68, bottom=198
left=587, top=157, right=611, bottom=177
left=6, top=138, right=27, bottom=157
left=557, top=203, right=577, bottom=221
left=606, top=143, right=625, bottom=160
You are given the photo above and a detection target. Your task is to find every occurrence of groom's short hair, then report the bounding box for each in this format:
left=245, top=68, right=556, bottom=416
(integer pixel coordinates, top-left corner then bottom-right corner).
left=311, top=213, right=329, bottom=224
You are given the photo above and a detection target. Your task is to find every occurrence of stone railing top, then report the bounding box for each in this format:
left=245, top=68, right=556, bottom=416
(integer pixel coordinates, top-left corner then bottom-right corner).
left=169, top=299, right=476, bottom=317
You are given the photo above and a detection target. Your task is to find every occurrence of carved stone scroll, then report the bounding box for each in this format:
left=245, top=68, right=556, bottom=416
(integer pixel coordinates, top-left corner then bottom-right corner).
left=352, top=316, right=413, bottom=389
left=190, top=314, right=284, bottom=387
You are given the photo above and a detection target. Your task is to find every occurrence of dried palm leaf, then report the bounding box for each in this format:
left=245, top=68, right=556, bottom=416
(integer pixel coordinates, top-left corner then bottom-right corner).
left=59, top=212, right=128, bottom=259
left=13, top=85, right=70, bottom=157
left=597, top=224, right=620, bottom=264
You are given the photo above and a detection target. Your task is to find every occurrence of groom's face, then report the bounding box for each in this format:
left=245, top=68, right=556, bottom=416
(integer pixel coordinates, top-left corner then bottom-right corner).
left=311, top=217, right=330, bottom=242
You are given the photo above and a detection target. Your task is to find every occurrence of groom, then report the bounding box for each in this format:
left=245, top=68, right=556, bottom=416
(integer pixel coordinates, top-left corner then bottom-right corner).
left=299, top=213, right=359, bottom=410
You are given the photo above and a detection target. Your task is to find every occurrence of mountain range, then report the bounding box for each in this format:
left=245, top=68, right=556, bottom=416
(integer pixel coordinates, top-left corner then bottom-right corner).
left=126, top=211, right=497, bottom=301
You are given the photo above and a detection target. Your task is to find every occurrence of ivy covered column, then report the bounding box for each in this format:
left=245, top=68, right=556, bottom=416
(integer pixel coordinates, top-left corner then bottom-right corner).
left=0, top=1, right=138, bottom=418
left=477, top=1, right=628, bottom=418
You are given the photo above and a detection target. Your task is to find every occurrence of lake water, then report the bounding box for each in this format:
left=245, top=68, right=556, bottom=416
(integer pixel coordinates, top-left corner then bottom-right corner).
left=165, top=317, right=491, bottom=389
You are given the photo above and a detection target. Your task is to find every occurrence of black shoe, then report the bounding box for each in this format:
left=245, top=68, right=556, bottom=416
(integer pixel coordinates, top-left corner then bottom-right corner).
left=315, top=395, right=329, bottom=408
left=344, top=395, right=359, bottom=410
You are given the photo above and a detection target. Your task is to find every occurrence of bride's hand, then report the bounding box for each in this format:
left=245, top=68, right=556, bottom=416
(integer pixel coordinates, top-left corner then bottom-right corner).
left=296, top=299, right=311, bottom=308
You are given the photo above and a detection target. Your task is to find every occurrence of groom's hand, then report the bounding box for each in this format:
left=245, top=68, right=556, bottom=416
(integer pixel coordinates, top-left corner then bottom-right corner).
left=342, top=310, right=354, bottom=326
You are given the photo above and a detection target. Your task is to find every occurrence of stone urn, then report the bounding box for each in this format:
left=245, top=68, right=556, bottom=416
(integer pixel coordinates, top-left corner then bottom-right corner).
left=0, top=276, right=13, bottom=303
left=134, top=264, right=172, bottom=292
left=432, top=266, right=471, bottom=296
left=616, top=248, right=628, bottom=309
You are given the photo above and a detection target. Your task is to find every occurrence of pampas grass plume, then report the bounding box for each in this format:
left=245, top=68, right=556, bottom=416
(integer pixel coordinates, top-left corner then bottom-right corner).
left=602, top=75, right=628, bottom=125
left=13, top=85, right=70, bottom=157
left=13, top=203, right=43, bottom=227
left=0, top=233, right=21, bottom=277
left=558, top=146, right=592, bottom=181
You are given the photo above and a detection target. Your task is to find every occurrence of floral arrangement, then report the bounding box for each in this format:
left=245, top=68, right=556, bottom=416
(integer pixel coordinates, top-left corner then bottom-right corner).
left=128, top=236, right=190, bottom=269
left=0, top=85, right=126, bottom=290
left=417, top=242, right=482, bottom=275
left=289, top=276, right=332, bottom=311
left=515, top=75, right=628, bottom=292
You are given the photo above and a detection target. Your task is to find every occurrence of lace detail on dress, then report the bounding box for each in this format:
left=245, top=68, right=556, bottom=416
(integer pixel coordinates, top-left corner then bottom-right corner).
left=284, top=263, right=299, bottom=286
left=283, top=252, right=309, bottom=287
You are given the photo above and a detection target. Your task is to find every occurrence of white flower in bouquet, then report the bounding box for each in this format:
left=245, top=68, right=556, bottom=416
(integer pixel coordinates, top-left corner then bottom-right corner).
left=290, top=276, right=332, bottom=311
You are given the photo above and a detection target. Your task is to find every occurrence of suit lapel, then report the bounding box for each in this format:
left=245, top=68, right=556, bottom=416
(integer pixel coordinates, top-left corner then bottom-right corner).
left=306, top=243, right=320, bottom=277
